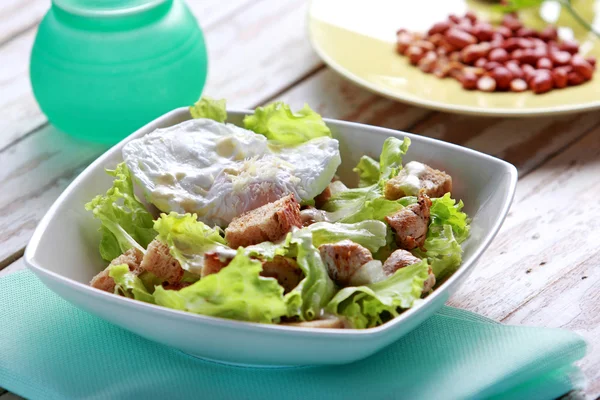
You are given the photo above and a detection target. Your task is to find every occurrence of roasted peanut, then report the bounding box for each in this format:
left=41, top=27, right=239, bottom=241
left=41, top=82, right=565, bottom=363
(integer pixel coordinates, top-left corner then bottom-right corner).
left=550, top=51, right=571, bottom=66
left=428, top=33, right=445, bottom=47
left=571, top=55, right=594, bottom=80
left=502, top=14, right=522, bottom=31
left=537, top=57, right=553, bottom=69
left=473, top=22, right=494, bottom=41
left=510, top=78, right=528, bottom=92
left=474, top=58, right=488, bottom=68
left=445, top=28, right=477, bottom=50
left=406, top=46, right=425, bottom=65
left=428, top=21, right=451, bottom=36
left=461, top=43, right=491, bottom=65
left=459, top=71, right=478, bottom=90
left=418, top=51, right=438, bottom=73
left=559, top=40, right=579, bottom=55
left=505, top=61, right=524, bottom=79
left=465, top=11, right=478, bottom=24
left=488, top=48, right=509, bottom=63
left=415, top=40, right=435, bottom=51
left=539, top=26, right=558, bottom=42
left=530, top=70, right=553, bottom=94
left=567, top=71, right=585, bottom=85
left=449, top=14, right=461, bottom=24
left=491, top=66, right=513, bottom=90
left=552, top=67, right=568, bottom=88
left=496, top=26, right=513, bottom=39
left=396, top=31, right=413, bottom=54
left=477, top=75, right=497, bottom=92
left=502, top=37, right=522, bottom=52
left=586, top=56, right=597, bottom=68
left=516, top=27, right=537, bottom=38
left=484, top=61, right=502, bottom=71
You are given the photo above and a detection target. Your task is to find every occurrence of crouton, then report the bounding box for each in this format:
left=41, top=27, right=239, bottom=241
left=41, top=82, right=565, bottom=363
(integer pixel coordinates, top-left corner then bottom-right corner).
left=386, top=194, right=431, bottom=250
left=319, top=240, right=373, bottom=286
left=261, top=256, right=303, bottom=293
left=139, top=239, right=184, bottom=285
left=90, top=248, right=143, bottom=292
left=383, top=249, right=436, bottom=293
left=385, top=161, right=452, bottom=200
left=283, top=317, right=346, bottom=329
left=225, top=194, right=302, bottom=248
left=314, top=185, right=332, bottom=208
left=202, top=251, right=233, bottom=277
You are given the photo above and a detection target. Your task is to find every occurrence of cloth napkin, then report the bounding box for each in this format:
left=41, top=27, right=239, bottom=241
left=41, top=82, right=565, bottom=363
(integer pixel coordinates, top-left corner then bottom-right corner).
left=0, top=270, right=586, bottom=400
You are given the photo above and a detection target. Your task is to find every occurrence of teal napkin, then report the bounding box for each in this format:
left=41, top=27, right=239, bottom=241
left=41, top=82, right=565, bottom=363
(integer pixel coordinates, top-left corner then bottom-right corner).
left=0, top=270, right=586, bottom=400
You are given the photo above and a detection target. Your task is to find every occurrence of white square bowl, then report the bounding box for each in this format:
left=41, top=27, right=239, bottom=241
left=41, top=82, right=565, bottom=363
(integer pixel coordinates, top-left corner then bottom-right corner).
left=24, top=108, right=517, bottom=366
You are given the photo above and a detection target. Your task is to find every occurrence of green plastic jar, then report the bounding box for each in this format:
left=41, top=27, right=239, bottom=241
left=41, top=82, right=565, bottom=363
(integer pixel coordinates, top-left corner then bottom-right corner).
left=30, top=0, right=208, bottom=144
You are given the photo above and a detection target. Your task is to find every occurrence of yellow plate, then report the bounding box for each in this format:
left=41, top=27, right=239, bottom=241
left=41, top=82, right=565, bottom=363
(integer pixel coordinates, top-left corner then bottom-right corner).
left=308, top=0, right=600, bottom=117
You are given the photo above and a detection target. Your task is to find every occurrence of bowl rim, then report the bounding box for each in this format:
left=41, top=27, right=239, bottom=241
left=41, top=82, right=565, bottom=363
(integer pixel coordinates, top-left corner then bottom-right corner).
left=24, top=107, right=518, bottom=337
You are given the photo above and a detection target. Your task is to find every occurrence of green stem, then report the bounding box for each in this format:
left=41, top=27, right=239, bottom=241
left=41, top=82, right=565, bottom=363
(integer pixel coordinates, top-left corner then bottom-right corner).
left=557, top=0, right=600, bottom=38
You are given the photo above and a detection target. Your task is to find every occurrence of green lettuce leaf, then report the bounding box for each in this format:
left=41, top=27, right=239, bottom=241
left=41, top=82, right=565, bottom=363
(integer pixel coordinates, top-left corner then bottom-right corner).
left=305, top=220, right=387, bottom=253
left=353, top=156, right=380, bottom=187
left=153, top=249, right=287, bottom=323
left=378, top=137, right=411, bottom=182
left=153, top=212, right=228, bottom=275
left=430, top=193, right=470, bottom=243
left=412, top=194, right=470, bottom=282
left=85, top=162, right=156, bottom=262
left=243, top=102, right=331, bottom=145
left=284, top=231, right=336, bottom=320
left=189, top=96, right=227, bottom=122
left=322, top=186, right=414, bottom=224
left=326, top=259, right=429, bottom=329
left=109, top=264, right=155, bottom=304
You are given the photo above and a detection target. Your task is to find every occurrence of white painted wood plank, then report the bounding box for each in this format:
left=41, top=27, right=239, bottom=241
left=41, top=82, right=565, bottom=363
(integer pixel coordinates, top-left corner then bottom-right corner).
left=0, top=0, right=48, bottom=44
left=447, top=126, right=600, bottom=398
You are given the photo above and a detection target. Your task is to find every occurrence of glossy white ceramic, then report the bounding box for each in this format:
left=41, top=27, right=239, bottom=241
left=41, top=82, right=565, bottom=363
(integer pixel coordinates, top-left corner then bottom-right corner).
left=24, top=108, right=517, bottom=366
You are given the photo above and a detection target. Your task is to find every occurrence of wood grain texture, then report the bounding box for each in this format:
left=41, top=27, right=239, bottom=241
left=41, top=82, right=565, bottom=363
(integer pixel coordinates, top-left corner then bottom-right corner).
left=0, top=0, right=48, bottom=45
left=0, top=258, right=25, bottom=278
left=448, top=126, right=600, bottom=398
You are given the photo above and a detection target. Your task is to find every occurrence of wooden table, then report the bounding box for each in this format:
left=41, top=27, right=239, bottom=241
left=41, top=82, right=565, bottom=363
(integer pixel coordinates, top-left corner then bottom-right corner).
left=1, top=1, right=599, bottom=398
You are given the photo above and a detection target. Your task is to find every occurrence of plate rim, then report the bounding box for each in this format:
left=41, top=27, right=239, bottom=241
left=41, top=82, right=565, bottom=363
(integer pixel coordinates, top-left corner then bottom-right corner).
left=307, top=7, right=600, bottom=118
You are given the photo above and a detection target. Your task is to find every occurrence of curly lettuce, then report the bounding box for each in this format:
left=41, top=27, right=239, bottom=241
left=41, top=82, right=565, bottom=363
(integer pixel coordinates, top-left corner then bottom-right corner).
left=413, top=194, right=470, bottom=282
left=153, top=249, right=288, bottom=323
left=153, top=212, right=228, bottom=275
left=189, top=96, right=227, bottom=122
left=85, top=162, right=156, bottom=262
left=305, top=220, right=387, bottom=253
left=326, top=259, right=429, bottom=329
left=243, top=102, right=331, bottom=145
left=109, top=264, right=155, bottom=304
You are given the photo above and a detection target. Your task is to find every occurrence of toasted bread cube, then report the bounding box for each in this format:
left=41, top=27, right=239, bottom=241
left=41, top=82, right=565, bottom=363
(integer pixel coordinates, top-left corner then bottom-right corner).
left=386, top=194, right=431, bottom=250
left=385, top=161, right=452, bottom=200
left=90, top=248, right=143, bottom=292
left=383, top=249, right=436, bottom=293
left=225, top=194, right=302, bottom=248
left=140, top=239, right=184, bottom=285
left=319, top=240, right=373, bottom=286
left=261, top=256, right=303, bottom=293
left=283, top=317, right=345, bottom=329
left=202, top=251, right=233, bottom=277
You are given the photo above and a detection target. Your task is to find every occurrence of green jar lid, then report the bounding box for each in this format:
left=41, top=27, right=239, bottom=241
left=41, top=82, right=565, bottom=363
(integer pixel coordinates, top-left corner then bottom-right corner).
left=53, top=0, right=168, bottom=17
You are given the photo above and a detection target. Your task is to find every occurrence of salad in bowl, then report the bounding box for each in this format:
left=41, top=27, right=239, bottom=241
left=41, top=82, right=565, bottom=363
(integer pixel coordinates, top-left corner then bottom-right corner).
left=86, top=98, right=470, bottom=329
